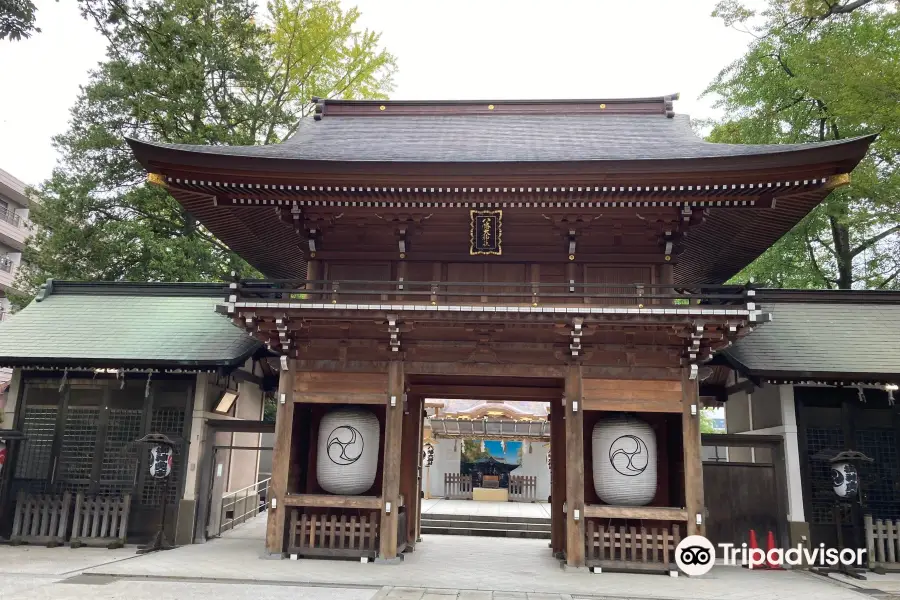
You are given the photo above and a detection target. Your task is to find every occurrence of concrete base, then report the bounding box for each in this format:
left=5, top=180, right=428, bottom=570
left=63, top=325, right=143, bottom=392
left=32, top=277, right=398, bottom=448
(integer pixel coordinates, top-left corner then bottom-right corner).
left=374, top=556, right=404, bottom=564
left=472, top=488, right=509, bottom=502
left=173, top=499, right=197, bottom=546
left=561, top=564, right=590, bottom=573
left=260, top=551, right=285, bottom=560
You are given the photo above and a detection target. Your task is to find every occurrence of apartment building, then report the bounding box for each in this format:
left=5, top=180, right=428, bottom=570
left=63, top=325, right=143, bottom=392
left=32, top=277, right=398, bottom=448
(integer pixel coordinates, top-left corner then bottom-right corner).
left=0, top=168, right=32, bottom=322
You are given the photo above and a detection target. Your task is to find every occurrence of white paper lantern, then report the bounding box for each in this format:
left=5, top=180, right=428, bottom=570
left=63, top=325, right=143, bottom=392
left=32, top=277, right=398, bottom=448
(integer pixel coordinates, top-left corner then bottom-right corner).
left=592, top=415, right=657, bottom=506
left=317, top=408, right=380, bottom=495
left=831, top=461, right=859, bottom=498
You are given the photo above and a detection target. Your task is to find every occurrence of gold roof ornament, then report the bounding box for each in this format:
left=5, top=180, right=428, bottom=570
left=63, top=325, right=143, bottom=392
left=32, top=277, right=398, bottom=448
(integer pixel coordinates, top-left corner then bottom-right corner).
left=147, top=173, right=166, bottom=187
left=824, top=173, right=852, bottom=190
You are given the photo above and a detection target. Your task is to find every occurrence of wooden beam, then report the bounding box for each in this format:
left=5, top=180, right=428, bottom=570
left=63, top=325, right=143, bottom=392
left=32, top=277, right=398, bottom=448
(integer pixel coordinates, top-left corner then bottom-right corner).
left=682, top=367, right=705, bottom=536
left=550, top=400, right=566, bottom=555
left=403, top=394, right=425, bottom=548
left=565, top=364, right=585, bottom=567
left=265, top=358, right=295, bottom=555
left=414, top=397, right=426, bottom=543
left=379, top=360, right=405, bottom=560
left=283, top=494, right=383, bottom=509
left=583, top=505, right=688, bottom=521
left=582, top=398, right=682, bottom=413
left=293, top=392, right=386, bottom=405
left=411, top=384, right=561, bottom=402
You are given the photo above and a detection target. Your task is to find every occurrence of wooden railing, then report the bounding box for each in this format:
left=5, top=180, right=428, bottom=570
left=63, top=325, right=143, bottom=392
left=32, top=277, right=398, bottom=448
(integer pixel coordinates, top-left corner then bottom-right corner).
left=444, top=473, right=473, bottom=499
left=70, top=493, right=131, bottom=548
left=230, top=279, right=755, bottom=308
left=586, top=520, right=682, bottom=574
left=10, top=491, right=72, bottom=546
left=509, top=475, right=537, bottom=502
left=865, top=515, right=900, bottom=570
left=287, top=509, right=380, bottom=559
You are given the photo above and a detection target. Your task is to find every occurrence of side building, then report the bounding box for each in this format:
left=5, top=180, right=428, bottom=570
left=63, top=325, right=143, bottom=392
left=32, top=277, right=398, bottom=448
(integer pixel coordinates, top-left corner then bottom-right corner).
left=0, top=280, right=275, bottom=546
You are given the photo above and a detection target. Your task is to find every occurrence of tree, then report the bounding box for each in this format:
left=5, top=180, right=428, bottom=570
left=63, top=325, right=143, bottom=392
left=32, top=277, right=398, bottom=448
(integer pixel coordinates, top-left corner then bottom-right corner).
left=700, top=409, right=719, bottom=434
left=705, top=0, right=900, bottom=289
left=0, top=0, right=38, bottom=41
left=13, top=0, right=395, bottom=304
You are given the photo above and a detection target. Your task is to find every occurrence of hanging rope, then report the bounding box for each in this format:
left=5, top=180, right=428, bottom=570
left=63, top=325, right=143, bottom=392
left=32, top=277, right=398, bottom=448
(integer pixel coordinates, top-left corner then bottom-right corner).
left=145, top=372, right=153, bottom=399
left=58, top=368, right=68, bottom=393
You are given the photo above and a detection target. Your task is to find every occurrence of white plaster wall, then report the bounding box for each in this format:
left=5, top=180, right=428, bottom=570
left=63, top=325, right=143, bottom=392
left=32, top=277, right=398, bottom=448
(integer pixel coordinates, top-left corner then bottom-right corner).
left=422, top=437, right=460, bottom=498
left=510, top=441, right=550, bottom=501
left=724, top=383, right=806, bottom=523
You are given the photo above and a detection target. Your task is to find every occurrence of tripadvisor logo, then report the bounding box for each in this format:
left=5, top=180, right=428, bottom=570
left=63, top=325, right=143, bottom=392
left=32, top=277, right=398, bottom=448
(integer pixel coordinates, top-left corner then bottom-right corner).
left=675, top=534, right=868, bottom=575
left=675, top=535, right=715, bottom=575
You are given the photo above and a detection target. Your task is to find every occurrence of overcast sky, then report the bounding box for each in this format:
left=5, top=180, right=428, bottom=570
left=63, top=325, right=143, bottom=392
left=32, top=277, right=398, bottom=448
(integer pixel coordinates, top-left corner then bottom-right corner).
left=0, top=0, right=755, bottom=187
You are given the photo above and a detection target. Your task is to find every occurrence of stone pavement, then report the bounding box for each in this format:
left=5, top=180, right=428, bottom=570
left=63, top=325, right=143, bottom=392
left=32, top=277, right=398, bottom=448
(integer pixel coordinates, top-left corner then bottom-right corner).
left=0, top=514, right=876, bottom=600
left=79, top=516, right=869, bottom=600
left=421, top=499, right=552, bottom=519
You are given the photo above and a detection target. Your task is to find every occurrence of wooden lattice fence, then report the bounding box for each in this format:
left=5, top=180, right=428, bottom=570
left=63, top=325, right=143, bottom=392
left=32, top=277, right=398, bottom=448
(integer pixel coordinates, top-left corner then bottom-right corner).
left=443, top=473, right=473, bottom=499
left=10, top=491, right=72, bottom=546
left=585, top=521, right=682, bottom=574
left=287, top=510, right=380, bottom=559
left=865, top=515, right=900, bottom=570
left=508, top=475, right=537, bottom=502
left=70, top=493, right=131, bottom=548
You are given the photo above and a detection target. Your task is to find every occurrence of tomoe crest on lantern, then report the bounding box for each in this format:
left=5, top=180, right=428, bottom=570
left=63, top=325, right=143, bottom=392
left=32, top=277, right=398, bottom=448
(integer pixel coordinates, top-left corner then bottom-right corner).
left=831, top=461, right=859, bottom=498
left=149, top=444, right=173, bottom=479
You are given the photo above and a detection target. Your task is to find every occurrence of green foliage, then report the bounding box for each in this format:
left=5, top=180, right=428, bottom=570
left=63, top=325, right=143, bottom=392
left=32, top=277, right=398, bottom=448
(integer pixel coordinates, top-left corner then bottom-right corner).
left=263, top=393, right=277, bottom=423
left=461, top=439, right=490, bottom=463
left=700, top=409, right=719, bottom=434
left=705, top=0, right=900, bottom=289
left=0, top=0, right=38, bottom=41
left=15, top=0, right=396, bottom=301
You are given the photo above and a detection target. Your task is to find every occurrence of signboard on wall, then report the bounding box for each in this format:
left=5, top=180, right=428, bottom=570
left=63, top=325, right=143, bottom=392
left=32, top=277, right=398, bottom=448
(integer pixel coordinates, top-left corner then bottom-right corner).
left=470, top=210, right=502, bottom=255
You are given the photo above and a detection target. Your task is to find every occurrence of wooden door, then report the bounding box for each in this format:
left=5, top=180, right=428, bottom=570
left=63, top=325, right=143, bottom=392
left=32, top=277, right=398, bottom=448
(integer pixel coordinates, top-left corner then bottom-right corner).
left=703, top=462, right=780, bottom=554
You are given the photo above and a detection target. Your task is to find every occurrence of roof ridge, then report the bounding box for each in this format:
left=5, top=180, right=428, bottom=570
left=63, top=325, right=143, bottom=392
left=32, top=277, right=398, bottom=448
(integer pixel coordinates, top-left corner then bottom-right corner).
left=37, top=280, right=226, bottom=301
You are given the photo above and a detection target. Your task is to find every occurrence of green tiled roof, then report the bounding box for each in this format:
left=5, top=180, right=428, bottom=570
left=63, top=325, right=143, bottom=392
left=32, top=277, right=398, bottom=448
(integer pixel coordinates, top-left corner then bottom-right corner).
left=725, top=301, right=900, bottom=379
left=0, top=281, right=261, bottom=369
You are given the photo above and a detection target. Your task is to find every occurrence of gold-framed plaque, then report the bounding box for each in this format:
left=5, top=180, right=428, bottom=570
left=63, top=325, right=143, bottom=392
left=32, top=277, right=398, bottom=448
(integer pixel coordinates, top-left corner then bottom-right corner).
left=470, top=210, right=502, bottom=255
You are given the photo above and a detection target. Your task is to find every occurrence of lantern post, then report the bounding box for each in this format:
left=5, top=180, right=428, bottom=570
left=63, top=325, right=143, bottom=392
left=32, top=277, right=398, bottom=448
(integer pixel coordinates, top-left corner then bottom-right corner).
left=811, top=448, right=874, bottom=579
left=135, top=432, right=181, bottom=555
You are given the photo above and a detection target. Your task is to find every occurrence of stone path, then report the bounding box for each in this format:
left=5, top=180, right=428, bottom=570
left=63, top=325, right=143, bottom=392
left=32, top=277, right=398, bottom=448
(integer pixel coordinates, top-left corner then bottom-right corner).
left=0, top=515, right=875, bottom=600
left=421, top=499, right=552, bottom=519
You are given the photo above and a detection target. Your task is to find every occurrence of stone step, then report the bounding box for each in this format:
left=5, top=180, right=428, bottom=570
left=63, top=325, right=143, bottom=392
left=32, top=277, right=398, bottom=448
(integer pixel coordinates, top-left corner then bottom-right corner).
left=420, top=513, right=550, bottom=525
left=421, top=525, right=550, bottom=539
left=421, top=518, right=551, bottom=532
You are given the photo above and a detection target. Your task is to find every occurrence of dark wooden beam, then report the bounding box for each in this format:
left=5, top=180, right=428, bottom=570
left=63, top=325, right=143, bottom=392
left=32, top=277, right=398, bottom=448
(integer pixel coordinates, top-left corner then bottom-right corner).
left=565, top=364, right=586, bottom=567
left=550, top=400, right=566, bottom=555
left=379, top=360, right=404, bottom=560
left=682, top=367, right=705, bottom=537
left=583, top=505, right=688, bottom=521
left=266, top=358, right=295, bottom=555
left=283, top=494, right=382, bottom=509
left=411, top=384, right=560, bottom=401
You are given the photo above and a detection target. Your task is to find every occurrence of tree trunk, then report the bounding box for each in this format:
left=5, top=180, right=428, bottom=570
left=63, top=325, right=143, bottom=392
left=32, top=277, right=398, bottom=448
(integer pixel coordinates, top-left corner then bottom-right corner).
left=830, top=216, right=854, bottom=289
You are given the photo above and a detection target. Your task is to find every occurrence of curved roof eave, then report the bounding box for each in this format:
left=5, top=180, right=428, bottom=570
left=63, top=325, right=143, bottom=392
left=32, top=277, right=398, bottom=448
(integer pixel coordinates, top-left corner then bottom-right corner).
left=126, top=134, right=876, bottom=182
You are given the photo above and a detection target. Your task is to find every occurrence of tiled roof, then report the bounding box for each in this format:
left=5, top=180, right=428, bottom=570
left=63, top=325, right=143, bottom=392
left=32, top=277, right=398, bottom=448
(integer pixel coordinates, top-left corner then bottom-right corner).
left=725, top=301, right=900, bottom=379
left=0, top=281, right=261, bottom=369
left=133, top=113, right=870, bottom=163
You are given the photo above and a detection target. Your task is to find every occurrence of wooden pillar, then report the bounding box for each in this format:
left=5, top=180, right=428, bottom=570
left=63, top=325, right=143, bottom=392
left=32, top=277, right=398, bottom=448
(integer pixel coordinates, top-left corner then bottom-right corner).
left=565, top=364, right=585, bottom=567
left=265, top=358, right=295, bottom=555
left=549, top=398, right=566, bottom=555
left=400, top=393, right=423, bottom=549
left=682, top=367, right=705, bottom=537
left=379, top=360, right=405, bottom=560
left=415, top=402, right=426, bottom=542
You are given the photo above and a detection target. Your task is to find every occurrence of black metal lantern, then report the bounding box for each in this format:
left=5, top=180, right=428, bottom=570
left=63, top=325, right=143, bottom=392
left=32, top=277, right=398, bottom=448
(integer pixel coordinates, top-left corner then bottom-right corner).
left=811, top=448, right=874, bottom=579
left=134, top=432, right=181, bottom=554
